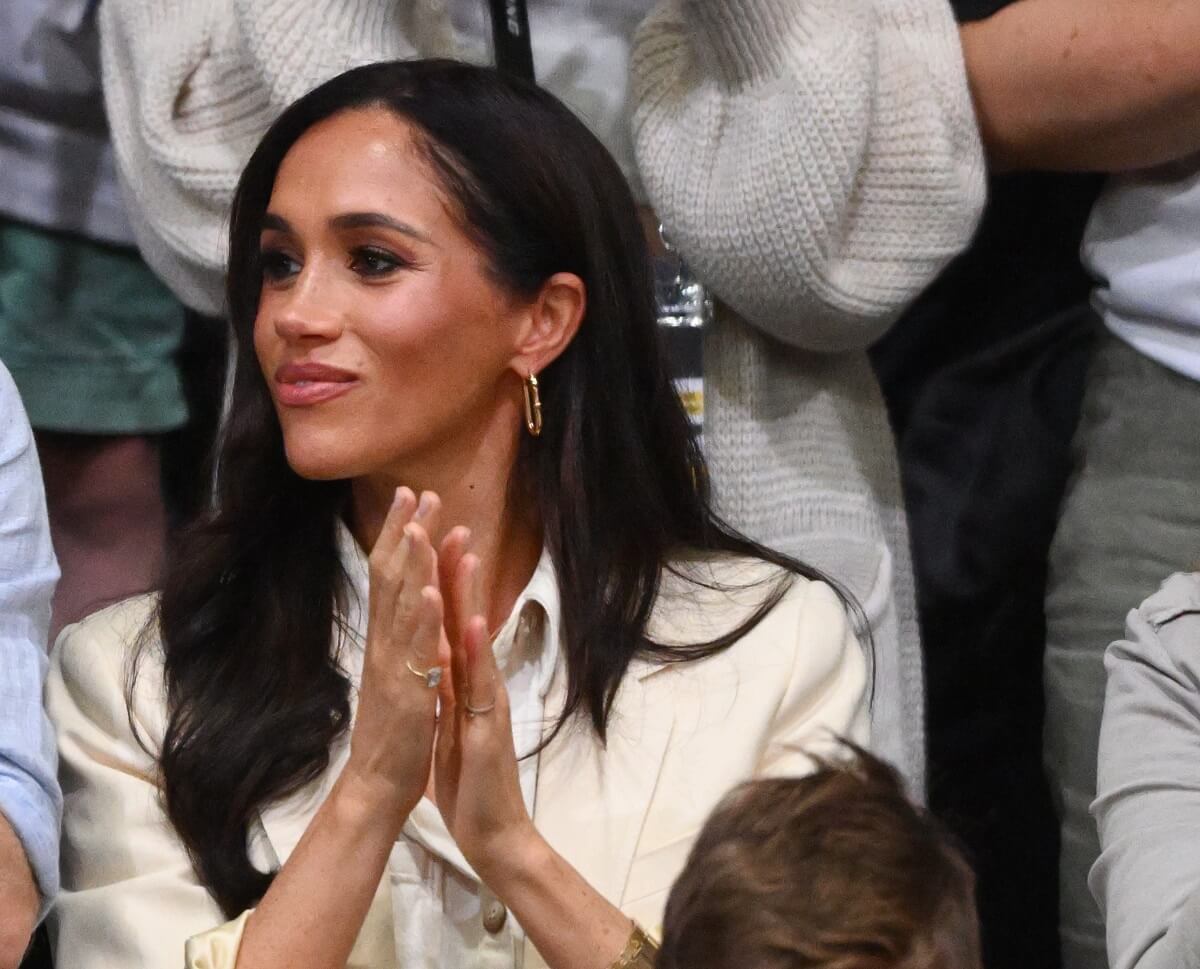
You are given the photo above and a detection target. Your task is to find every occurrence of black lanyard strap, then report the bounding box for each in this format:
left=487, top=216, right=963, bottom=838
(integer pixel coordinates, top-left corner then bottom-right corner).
left=487, top=0, right=536, bottom=81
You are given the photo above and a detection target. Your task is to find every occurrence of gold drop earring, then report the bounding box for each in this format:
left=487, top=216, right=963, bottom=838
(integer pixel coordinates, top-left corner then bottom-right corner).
left=523, top=372, right=543, bottom=437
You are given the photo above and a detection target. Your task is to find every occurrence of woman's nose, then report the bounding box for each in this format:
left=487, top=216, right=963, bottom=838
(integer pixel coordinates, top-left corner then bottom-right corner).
left=272, top=271, right=344, bottom=342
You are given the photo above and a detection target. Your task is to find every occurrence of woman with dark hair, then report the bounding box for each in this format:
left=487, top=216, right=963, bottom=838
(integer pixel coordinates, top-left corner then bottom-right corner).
left=46, top=60, right=867, bottom=969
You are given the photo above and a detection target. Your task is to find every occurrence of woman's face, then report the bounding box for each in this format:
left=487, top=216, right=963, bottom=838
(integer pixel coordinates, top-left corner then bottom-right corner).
left=254, top=108, right=530, bottom=482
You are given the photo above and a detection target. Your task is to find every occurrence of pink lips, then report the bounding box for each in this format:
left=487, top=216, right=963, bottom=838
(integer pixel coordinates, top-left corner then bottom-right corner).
left=273, top=360, right=359, bottom=406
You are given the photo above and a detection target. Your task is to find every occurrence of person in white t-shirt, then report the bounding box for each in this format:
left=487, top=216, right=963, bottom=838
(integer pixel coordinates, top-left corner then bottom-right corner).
left=1046, top=163, right=1200, bottom=969
left=962, top=3, right=1200, bottom=965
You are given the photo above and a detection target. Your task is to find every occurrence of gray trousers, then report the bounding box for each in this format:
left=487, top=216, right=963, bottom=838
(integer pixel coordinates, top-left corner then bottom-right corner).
left=1045, top=332, right=1200, bottom=969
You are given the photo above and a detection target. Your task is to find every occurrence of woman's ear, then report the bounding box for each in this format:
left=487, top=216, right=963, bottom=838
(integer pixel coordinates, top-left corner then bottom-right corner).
left=511, top=272, right=585, bottom=374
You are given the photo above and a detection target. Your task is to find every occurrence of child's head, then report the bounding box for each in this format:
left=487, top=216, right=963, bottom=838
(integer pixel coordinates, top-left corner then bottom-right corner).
left=659, top=746, right=981, bottom=969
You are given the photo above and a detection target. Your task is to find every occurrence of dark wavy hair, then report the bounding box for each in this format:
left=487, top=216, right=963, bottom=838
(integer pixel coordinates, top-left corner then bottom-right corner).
left=137, top=59, right=864, bottom=918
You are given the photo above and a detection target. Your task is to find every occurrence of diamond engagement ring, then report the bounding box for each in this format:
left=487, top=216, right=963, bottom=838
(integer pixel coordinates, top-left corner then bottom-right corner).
left=406, top=658, right=443, bottom=689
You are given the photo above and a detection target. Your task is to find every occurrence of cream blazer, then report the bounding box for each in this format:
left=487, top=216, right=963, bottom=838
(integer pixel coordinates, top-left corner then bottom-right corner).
left=46, top=559, right=868, bottom=968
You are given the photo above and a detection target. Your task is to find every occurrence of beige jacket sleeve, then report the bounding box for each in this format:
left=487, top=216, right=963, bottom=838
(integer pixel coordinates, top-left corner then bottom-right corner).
left=185, top=911, right=252, bottom=969
left=617, top=572, right=871, bottom=941
left=760, top=579, right=871, bottom=775
left=630, top=0, right=986, bottom=352
left=46, top=598, right=237, bottom=968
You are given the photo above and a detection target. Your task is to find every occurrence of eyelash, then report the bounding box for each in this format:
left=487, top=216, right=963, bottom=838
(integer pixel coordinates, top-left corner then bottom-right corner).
left=257, top=246, right=408, bottom=282
left=259, top=249, right=300, bottom=282
left=349, top=246, right=406, bottom=277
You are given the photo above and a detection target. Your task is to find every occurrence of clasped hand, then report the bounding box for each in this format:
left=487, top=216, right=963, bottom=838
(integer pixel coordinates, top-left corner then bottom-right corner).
left=343, top=487, right=536, bottom=883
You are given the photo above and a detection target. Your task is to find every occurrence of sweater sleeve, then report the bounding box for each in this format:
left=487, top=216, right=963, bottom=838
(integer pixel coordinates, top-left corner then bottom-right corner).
left=629, top=0, right=985, bottom=352
left=97, top=0, right=457, bottom=314
left=1090, top=573, right=1200, bottom=969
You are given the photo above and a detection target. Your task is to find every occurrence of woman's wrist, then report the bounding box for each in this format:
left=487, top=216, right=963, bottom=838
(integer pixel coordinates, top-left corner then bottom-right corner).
left=330, top=766, right=416, bottom=841
left=471, top=818, right=547, bottom=893
left=477, top=826, right=640, bottom=969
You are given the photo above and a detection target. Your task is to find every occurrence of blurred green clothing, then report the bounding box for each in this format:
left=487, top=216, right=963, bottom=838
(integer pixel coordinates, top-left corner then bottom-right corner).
left=0, top=219, right=186, bottom=433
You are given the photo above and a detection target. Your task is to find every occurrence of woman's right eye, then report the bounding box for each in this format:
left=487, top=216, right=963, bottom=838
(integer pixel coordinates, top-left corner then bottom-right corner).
left=259, top=249, right=300, bottom=281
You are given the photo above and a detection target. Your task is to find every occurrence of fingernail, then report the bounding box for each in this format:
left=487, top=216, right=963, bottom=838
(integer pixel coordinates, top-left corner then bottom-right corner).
left=416, top=492, right=434, bottom=519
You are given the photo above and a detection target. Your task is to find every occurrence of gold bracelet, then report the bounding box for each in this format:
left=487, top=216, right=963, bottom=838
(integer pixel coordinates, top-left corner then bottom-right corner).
left=611, top=922, right=659, bottom=969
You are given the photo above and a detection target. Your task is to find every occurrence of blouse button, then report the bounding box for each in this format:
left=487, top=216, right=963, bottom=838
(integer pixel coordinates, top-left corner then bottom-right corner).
left=483, top=899, right=508, bottom=934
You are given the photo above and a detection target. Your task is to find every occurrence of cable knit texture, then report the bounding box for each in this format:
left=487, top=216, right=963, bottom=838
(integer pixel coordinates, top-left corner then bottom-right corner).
left=98, top=0, right=987, bottom=794
left=630, top=0, right=986, bottom=791
left=98, top=0, right=458, bottom=314
left=631, top=0, right=984, bottom=351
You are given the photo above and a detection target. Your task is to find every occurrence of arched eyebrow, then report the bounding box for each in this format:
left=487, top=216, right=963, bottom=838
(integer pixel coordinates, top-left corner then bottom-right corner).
left=330, top=212, right=434, bottom=244
left=260, top=212, right=435, bottom=246
left=260, top=213, right=294, bottom=234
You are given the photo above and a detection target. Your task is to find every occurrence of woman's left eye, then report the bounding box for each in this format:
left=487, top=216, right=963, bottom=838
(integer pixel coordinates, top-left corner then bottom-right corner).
left=349, top=247, right=404, bottom=278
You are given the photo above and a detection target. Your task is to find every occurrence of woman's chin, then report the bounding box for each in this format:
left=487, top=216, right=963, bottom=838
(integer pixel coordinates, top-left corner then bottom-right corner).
left=282, top=443, right=360, bottom=481
left=288, top=463, right=347, bottom=481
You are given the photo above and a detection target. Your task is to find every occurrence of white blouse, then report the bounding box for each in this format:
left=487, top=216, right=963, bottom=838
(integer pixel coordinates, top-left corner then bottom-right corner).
left=337, top=524, right=561, bottom=969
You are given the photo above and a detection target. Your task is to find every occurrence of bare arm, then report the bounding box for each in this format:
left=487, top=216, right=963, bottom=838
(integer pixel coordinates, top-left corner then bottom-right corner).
left=0, top=816, right=37, bottom=969
left=231, top=773, right=413, bottom=969
left=483, top=834, right=636, bottom=969
left=962, top=0, right=1200, bottom=172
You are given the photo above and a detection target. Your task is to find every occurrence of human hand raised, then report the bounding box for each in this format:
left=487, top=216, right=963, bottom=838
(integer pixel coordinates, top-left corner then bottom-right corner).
left=433, top=551, right=540, bottom=885
left=341, top=488, right=448, bottom=834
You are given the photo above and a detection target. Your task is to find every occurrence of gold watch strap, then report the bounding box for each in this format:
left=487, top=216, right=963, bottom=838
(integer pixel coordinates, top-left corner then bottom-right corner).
left=612, top=922, right=660, bottom=969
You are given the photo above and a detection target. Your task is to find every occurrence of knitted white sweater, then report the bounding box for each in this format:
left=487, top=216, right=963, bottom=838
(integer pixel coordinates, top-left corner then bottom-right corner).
left=630, top=0, right=985, bottom=793
left=98, top=0, right=985, bottom=793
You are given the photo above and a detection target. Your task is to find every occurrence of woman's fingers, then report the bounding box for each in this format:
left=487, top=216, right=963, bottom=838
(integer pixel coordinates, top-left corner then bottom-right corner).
left=408, top=585, right=444, bottom=682
left=452, top=550, right=486, bottom=648
left=448, top=554, right=481, bottom=700
left=449, top=553, right=499, bottom=718
left=463, top=614, right=498, bottom=717
left=371, top=511, right=495, bottom=719
left=411, top=490, right=441, bottom=542
left=370, top=489, right=438, bottom=640
left=396, top=525, right=438, bottom=667
left=367, top=488, right=417, bottom=625
left=439, top=527, right=471, bottom=586
left=371, top=487, right=417, bottom=565
left=448, top=557, right=474, bottom=711
left=438, top=526, right=471, bottom=643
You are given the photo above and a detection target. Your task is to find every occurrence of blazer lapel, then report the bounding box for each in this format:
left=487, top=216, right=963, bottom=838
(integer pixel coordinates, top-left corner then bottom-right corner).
left=525, top=658, right=675, bottom=966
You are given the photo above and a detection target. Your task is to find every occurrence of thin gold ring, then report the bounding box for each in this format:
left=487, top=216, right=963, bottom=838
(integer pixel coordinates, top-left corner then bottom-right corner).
left=465, top=698, right=497, bottom=718
left=406, top=658, right=443, bottom=689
